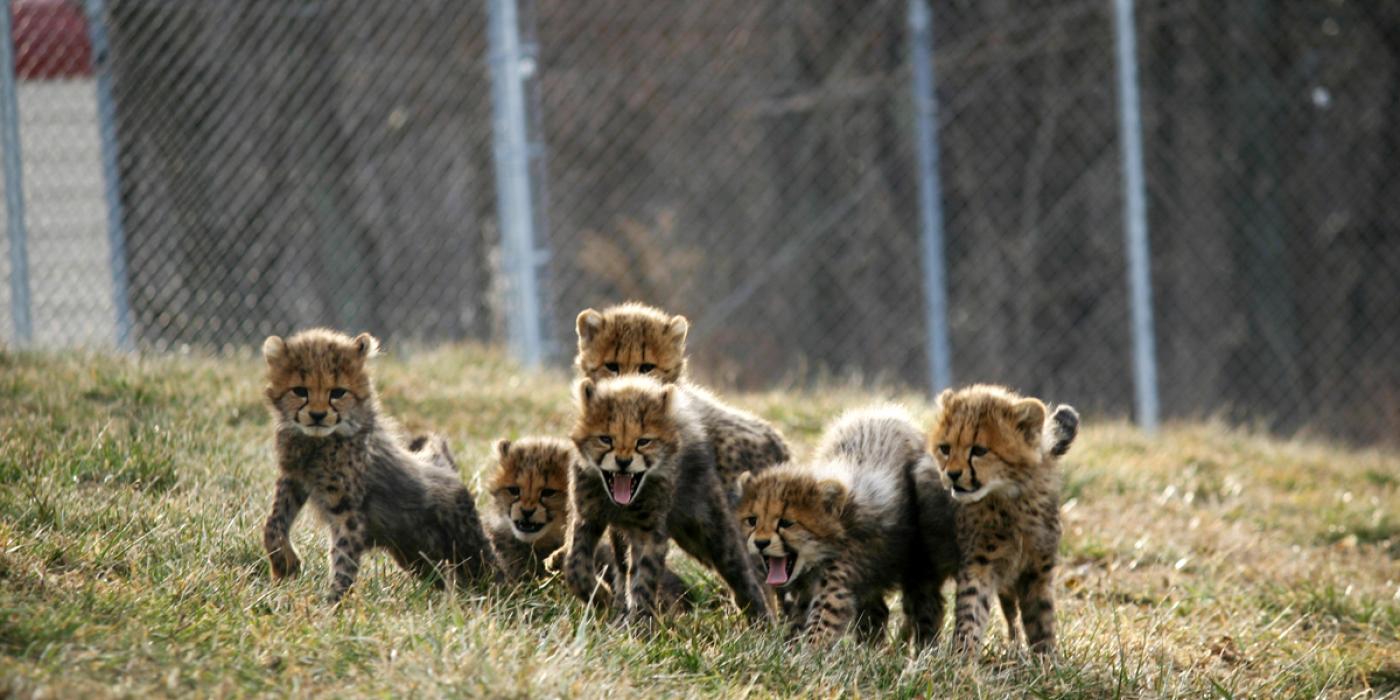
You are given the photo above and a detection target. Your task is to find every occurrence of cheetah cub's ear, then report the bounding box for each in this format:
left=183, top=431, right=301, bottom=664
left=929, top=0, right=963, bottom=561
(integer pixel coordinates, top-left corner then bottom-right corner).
left=818, top=480, right=848, bottom=516
left=934, top=387, right=954, bottom=412
left=1012, top=397, right=1047, bottom=445
left=659, top=384, right=678, bottom=414
left=262, top=335, right=286, bottom=367
left=352, top=332, right=380, bottom=360
left=576, top=309, right=604, bottom=344
left=666, top=314, right=689, bottom=345
left=735, top=470, right=754, bottom=501
left=495, top=439, right=513, bottom=461
left=574, top=378, right=597, bottom=411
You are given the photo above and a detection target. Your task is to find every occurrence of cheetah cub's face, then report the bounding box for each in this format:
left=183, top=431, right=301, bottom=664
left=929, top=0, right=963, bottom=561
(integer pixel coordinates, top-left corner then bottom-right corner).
left=262, top=329, right=378, bottom=438
left=575, top=303, right=689, bottom=384
left=571, top=376, right=680, bottom=506
left=489, top=438, right=572, bottom=544
left=736, top=466, right=847, bottom=587
left=928, top=384, right=1049, bottom=503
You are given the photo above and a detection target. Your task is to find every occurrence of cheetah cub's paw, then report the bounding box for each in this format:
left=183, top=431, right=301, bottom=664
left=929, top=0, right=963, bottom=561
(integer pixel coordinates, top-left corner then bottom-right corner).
left=268, top=548, right=301, bottom=579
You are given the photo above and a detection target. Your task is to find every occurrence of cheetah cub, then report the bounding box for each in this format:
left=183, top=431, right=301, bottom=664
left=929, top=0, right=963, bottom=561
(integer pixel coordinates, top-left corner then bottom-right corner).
left=260, top=328, right=498, bottom=602
left=487, top=437, right=689, bottom=608
left=563, top=375, right=770, bottom=623
left=918, top=384, right=1079, bottom=657
left=575, top=302, right=790, bottom=490
left=736, top=405, right=937, bottom=645
left=485, top=437, right=574, bottom=580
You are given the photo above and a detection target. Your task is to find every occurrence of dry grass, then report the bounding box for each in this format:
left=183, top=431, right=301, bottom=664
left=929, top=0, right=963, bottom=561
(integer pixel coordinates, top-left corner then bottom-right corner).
left=1, top=345, right=1397, bottom=698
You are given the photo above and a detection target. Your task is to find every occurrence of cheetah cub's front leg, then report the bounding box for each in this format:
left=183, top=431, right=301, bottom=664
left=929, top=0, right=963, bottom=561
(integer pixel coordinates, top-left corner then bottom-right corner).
left=621, top=527, right=669, bottom=623
left=952, top=561, right=1057, bottom=656
left=1016, top=558, right=1057, bottom=653
left=263, top=477, right=308, bottom=579
left=802, top=563, right=859, bottom=645
left=563, top=519, right=610, bottom=608
left=325, top=511, right=369, bottom=603
left=952, top=564, right=998, bottom=656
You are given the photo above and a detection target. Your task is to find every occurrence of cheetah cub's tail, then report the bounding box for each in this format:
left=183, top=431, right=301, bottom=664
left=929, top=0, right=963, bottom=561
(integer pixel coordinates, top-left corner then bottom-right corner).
left=1042, top=405, right=1079, bottom=458
left=409, top=434, right=459, bottom=472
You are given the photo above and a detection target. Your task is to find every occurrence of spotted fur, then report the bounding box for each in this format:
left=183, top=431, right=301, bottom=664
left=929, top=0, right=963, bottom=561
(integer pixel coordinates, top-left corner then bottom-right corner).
left=737, top=405, right=935, bottom=645
left=260, top=328, right=498, bottom=602
left=562, top=375, right=769, bottom=624
left=574, top=302, right=790, bottom=490
left=916, top=384, right=1079, bottom=657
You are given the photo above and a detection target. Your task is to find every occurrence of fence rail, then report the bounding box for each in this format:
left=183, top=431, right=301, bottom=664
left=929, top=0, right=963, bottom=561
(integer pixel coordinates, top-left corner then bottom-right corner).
left=2, top=0, right=1397, bottom=445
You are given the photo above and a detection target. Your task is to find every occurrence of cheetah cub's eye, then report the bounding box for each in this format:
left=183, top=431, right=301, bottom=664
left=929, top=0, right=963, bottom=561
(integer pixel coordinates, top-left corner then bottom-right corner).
left=970, top=445, right=988, bottom=458
left=638, top=363, right=656, bottom=374
left=636, top=437, right=652, bottom=448
left=604, top=362, right=620, bottom=374
left=744, top=516, right=758, bottom=527
left=506, top=486, right=521, bottom=496
left=936, top=443, right=950, bottom=456
left=291, top=387, right=309, bottom=399
left=540, top=488, right=559, bottom=498
left=778, top=518, right=794, bottom=529
left=598, top=436, right=613, bottom=446
left=329, top=388, right=348, bottom=400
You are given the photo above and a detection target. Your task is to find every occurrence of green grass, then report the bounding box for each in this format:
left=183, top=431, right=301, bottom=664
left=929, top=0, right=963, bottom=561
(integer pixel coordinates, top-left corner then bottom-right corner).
left=2, top=346, right=1398, bottom=698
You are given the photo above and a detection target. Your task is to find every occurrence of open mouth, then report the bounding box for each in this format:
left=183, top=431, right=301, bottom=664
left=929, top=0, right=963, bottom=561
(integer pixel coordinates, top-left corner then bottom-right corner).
left=950, top=480, right=1001, bottom=503
left=602, top=471, right=640, bottom=506
left=764, top=554, right=796, bottom=586
left=513, top=520, right=544, bottom=534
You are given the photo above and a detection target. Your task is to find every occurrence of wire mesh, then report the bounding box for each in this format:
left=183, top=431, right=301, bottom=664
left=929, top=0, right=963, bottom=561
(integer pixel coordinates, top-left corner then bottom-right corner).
left=1, top=0, right=1396, bottom=444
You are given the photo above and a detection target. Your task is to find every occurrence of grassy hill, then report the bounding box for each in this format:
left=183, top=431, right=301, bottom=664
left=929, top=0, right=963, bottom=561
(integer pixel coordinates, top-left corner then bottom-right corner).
left=1, top=346, right=1397, bottom=698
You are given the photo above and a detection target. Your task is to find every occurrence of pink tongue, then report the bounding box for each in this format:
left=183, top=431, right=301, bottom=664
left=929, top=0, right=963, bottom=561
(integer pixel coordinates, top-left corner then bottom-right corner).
left=765, top=556, right=790, bottom=585
left=611, top=472, right=634, bottom=505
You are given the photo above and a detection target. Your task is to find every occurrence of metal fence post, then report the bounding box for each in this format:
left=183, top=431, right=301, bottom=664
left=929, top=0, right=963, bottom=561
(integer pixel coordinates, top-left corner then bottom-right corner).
left=1, top=0, right=32, bottom=345
left=1112, top=0, right=1160, bottom=432
left=488, top=0, right=548, bottom=367
left=908, top=0, right=952, bottom=394
left=85, top=0, right=133, bottom=350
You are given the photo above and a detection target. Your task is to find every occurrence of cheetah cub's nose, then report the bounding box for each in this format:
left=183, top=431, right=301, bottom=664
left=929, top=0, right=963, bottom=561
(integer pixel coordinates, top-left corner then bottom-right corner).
left=520, top=507, right=536, bottom=518
left=753, top=538, right=771, bottom=550
left=945, top=469, right=963, bottom=482
left=308, top=411, right=327, bottom=424
left=615, top=457, right=633, bottom=469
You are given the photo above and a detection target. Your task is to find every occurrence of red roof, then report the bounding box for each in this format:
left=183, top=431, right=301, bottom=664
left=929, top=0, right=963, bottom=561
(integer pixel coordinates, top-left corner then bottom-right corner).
left=11, top=0, right=93, bottom=80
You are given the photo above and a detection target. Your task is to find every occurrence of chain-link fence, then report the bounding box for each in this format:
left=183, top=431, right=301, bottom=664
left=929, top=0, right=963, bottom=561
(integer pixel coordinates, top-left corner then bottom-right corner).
left=2, top=0, right=1397, bottom=445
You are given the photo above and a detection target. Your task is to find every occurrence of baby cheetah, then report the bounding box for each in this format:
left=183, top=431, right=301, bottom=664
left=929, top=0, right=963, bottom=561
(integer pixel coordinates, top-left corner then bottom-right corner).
left=260, top=328, right=498, bottom=601
left=917, top=384, right=1079, bottom=656
left=486, top=437, right=574, bottom=580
